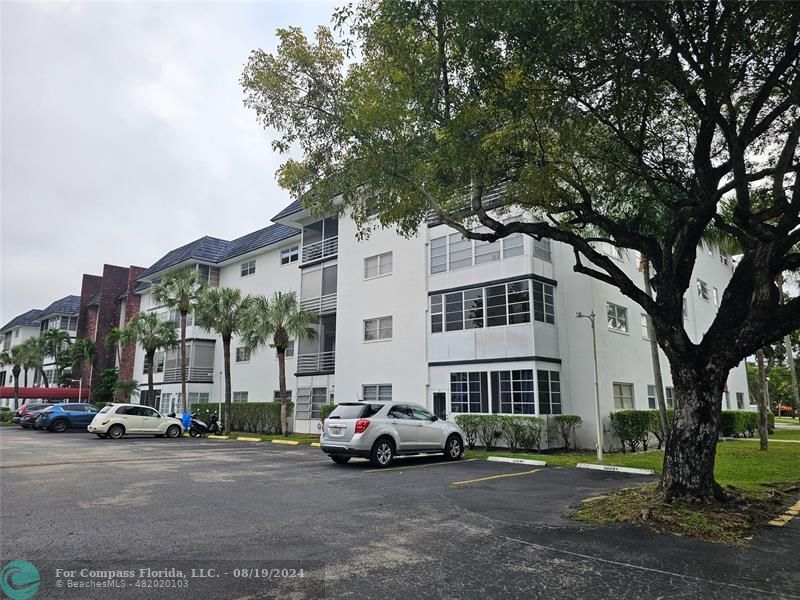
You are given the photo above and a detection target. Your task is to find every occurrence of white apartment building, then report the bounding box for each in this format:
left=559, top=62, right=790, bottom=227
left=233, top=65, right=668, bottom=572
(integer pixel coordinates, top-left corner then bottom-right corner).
left=0, top=295, right=80, bottom=402
left=125, top=200, right=749, bottom=447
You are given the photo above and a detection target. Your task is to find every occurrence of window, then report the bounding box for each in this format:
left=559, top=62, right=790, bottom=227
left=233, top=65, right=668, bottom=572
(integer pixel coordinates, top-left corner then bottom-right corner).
left=430, top=236, right=447, bottom=274
left=712, top=287, right=719, bottom=306
left=641, top=314, right=650, bottom=340
left=197, top=264, right=220, bottom=287
left=720, top=252, right=728, bottom=266
left=296, top=387, right=327, bottom=419
left=362, top=384, right=392, bottom=402
left=364, top=317, right=392, bottom=341
left=647, top=384, right=656, bottom=409
left=364, top=252, right=393, bottom=278
left=140, top=389, right=161, bottom=408
left=475, top=240, right=501, bottom=264
left=448, top=233, right=473, bottom=270
left=537, top=370, right=561, bottom=415
left=450, top=372, right=487, bottom=413
left=236, top=347, right=251, bottom=363
left=240, top=260, right=256, bottom=277
left=533, top=238, right=551, bottom=261
left=143, top=351, right=165, bottom=374
left=736, top=392, right=745, bottom=409
left=503, top=233, right=524, bottom=258
left=613, top=383, right=634, bottom=409
left=607, top=303, right=628, bottom=333
left=60, top=316, right=78, bottom=331
left=431, top=294, right=443, bottom=333
left=14, top=329, right=19, bottom=338
left=187, top=392, right=209, bottom=410
left=273, top=390, right=293, bottom=402
left=697, top=279, right=710, bottom=301
left=281, top=245, right=299, bottom=265
left=232, top=391, right=248, bottom=403
left=665, top=386, right=674, bottom=409
left=496, top=370, right=535, bottom=414
left=532, top=281, right=555, bottom=324
left=388, top=405, right=413, bottom=419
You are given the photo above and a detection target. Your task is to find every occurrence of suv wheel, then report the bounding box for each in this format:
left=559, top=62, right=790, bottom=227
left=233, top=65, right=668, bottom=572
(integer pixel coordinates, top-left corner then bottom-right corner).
left=370, top=438, right=395, bottom=468
left=444, top=435, right=463, bottom=461
left=50, top=419, right=68, bottom=433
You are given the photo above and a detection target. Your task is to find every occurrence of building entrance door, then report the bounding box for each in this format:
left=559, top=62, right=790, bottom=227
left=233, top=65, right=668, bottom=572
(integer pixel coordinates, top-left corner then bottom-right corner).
left=433, top=392, right=447, bottom=420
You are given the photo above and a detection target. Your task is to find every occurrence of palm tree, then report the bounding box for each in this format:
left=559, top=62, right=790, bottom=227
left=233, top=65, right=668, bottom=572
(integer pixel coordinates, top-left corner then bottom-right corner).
left=119, top=313, right=177, bottom=409
left=194, top=287, right=251, bottom=435
left=113, top=379, right=140, bottom=402
left=28, top=336, right=49, bottom=387
left=42, top=328, right=73, bottom=385
left=152, top=268, right=206, bottom=414
left=104, top=327, right=123, bottom=368
left=18, top=337, right=41, bottom=388
left=241, top=292, right=317, bottom=436
left=70, top=338, right=96, bottom=399
left=0, top=346, right=24, bottom=409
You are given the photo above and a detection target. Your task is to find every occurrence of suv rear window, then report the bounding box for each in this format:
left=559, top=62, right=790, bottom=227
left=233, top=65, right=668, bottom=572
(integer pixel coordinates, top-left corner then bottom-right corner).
left=328, top=403, right=384, bottom=419
left=98, top=406, right=112, bottom=414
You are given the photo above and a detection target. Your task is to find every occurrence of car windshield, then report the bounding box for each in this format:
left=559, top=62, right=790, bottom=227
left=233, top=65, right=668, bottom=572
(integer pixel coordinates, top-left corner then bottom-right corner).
left=328, top=403, right=384, bottom=419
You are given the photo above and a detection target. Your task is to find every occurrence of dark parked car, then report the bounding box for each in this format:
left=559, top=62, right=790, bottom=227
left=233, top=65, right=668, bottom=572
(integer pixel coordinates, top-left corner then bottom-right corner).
left=35, top=403, right=99, bottom=432
left=13, top=403, right=53, bottom=428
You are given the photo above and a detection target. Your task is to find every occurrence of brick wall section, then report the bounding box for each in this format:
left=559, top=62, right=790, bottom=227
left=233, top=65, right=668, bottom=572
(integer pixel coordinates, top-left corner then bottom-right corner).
left=93, top=265, right=131, bottom=388
left=77, top=274, right=103, bottom=387
left=119, top=266, right=146, bottom=381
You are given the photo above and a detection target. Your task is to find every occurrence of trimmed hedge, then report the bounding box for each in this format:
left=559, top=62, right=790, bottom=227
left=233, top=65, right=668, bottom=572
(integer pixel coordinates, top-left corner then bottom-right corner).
left=0, top=411, right=12, bottom=423
left=454, top=414, right=579, bottom=452
left=453, top=415, right=480, bottom=449
left=192, top=402, right=294, bottom=434
left=609, top=410, right=651, bottom=453
left=720, top=410, right=775, bottom=437
left=498, top=416, right=545, bottom=452
left=553, top=415, right=582, bottom=450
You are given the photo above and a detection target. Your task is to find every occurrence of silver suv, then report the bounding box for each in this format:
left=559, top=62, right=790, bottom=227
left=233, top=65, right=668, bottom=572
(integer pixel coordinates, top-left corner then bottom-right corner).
left=320, top=401, right=465, bottom=467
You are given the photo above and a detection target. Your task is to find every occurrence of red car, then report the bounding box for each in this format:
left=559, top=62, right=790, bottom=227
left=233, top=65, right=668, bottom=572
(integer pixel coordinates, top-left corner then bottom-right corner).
left=12, top=403, right=56, bottom=428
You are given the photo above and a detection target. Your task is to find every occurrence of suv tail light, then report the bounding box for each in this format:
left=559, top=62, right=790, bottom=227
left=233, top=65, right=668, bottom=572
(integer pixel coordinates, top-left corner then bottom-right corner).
left=354, top=419, right=370, bottom=434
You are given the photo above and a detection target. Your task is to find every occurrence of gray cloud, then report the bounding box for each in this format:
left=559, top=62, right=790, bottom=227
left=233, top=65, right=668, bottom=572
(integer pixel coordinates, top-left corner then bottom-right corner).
left=1, top=0, right=334, bottom=322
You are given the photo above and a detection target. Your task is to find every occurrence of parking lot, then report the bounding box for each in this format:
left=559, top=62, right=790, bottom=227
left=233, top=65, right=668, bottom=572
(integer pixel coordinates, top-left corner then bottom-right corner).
left=1, top=427, right=798, bottom=599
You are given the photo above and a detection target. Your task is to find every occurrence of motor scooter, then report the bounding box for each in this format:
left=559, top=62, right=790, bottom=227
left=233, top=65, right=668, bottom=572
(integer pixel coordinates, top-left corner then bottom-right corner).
left=189, top=412, right=223, bottom=437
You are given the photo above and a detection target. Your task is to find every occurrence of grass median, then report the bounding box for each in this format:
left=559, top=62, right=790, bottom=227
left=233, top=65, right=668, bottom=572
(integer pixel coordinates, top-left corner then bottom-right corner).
left=228, top=432, right=320, bottom=444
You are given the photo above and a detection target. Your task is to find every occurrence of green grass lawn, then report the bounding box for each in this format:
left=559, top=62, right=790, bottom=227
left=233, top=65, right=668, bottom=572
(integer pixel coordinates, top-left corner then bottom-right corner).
left=228, top=431, right=320, bottom=444
left=466, top=437, right=800, bottom=490
left=770, top=428, right=800, bottom=441
left=775, top=416, right=799, bottom=425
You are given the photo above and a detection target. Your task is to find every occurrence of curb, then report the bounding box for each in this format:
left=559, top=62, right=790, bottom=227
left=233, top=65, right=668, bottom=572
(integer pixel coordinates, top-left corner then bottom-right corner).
left=234, top=436, right=262, bottom=442
left=207, top=435, right=230, bottom=440
left=576, top=463, right=654, bottom=476
left=487, top=456, right=546, bottom=467
left=310, top=442, right=321, bottom=447
left=272, top=439, right=300, bottom=446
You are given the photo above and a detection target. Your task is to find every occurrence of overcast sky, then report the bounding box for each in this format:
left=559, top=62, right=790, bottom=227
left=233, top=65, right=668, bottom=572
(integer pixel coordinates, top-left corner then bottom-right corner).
left=1, top=0, right=335, bottom=324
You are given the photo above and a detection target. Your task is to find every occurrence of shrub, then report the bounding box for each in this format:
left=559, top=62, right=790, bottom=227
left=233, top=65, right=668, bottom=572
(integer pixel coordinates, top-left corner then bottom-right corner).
left=476, top=415, right=503, bottom=451
left=192, top=402, right=294, bottom=434
left=647, top=409, right=675, bottom=449
left=453, top=415, right=481, bottom=449
left=319, top=403, right=336, bottom=422
left=552, top=415, right=582, bottom=450
left=497, top=416, right=541, bottom=452
left=93, top=402, right=108, bottom=411
left=0, top=411, right=12, bottom=423
left=519, top=417, right=544, bottom=452
left=609, top=410, right=650, bottom=453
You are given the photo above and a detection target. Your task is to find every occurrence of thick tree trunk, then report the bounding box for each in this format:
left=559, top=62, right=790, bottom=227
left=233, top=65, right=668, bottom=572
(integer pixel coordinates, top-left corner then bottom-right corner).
left=23, top=369, right=29, bottom=388
left=12, top=366, right=20, bottom=410
left=756, top=349, right=769, bottom=449
left=222, top=335, right=232, bottom=435
left=180, top=311, right=188, bottom=414
left=278, top=349, right=288, bottom=436
left=146, top=350, right=155, bottom=408
left=40, top=367, right=49, bottom=388
left=661, top=361, right=726, bottom=503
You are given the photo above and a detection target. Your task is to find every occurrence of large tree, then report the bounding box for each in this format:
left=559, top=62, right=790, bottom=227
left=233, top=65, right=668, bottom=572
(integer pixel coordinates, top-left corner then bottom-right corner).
left=242, top=1, right=800, bottom=502
left=241, top=292, right=317, bottom=436
left=152, top=269, right=206, bottom=414
left=119, top=312, right=178, bottom=410
left=0, top=346, right=24, bottom=409
left=194, top=287, right=252, bottom=435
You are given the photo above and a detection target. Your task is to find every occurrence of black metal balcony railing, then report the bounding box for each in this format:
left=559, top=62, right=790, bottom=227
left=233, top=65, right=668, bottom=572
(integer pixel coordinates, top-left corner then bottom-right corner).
left=299, top=293, right=337, bottom=316
left=296, top=351, right=335, bottom=374
left=302, top=237, right=338, bottom=264
left=163, top=367, right=214, bottom=383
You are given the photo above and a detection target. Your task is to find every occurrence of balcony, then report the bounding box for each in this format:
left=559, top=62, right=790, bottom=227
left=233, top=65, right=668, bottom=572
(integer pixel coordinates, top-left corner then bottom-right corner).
left=296, top=351, right=335, bottom=375
left=302, top=237, right=338, bottom=264
left=300, top=293, right=337, bottom=316
left=163, top=367, right=214, bottom=384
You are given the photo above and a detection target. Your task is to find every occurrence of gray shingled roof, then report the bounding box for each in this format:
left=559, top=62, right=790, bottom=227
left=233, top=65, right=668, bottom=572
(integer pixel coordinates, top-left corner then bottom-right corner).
left=132, top=281, right=151, bottom=294
left=39, top=295, right=81, bottom=318
left=219, top=223, right=299, bottom=262
left=0, top=308, right=44, bottom=333
left=271, top=199, right=303, bottom=222
left=137, top=236, right=230, bottom=280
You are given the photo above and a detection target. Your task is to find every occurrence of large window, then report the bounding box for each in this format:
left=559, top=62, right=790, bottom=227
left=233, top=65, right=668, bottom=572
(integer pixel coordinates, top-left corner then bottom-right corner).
left=736, top=392, right=745, bottom=409
left=188, top=392, right=209, bottom=411
left=362, top=384, right=392, bottom=402
left=496, top=370, right=535, bottom=414
left=503, top=233, right=524, bottom=258
left=448, top=234, right=473, bottom=270
left=430, top=236, right=447, bottom=274
left=430, top=229, right=525, bottom=274
left=647, top=384, right=656, bottom=409
left=233, top=391, right=248, bottom=403
left=240, top=260, right=256, bottom=277
left=364, top=317, right=393, bottom=341
left=273, top=390, right=293, bottom=402
left=296, top=387, right=327, bottom=419
left=537, top=370, right=561, bottom=414
left=431, top=279, right=545, bottom=333
left=197, top=264, right=220, bottom=287
left=665, top=386, right=674, bottom=408
left=697, top=279, right=710, bottom=301
left=281, top=245, right=299, bottom=265
left=607, top=303, right=628, bottom=333
left=613, top=382, right=634, bottom=409
left=143, top=351, right=165, bottom=374
left=364, top=252, right=393, bottom=279
left=60, top=316, right=78, bottom=331
left=641, top=314, right=650, bottom=340
left=533, top=238, right=551, bottom=261
left=236, top=347, right=251, bottom=363
left=450, top=372, right=487, bottom=413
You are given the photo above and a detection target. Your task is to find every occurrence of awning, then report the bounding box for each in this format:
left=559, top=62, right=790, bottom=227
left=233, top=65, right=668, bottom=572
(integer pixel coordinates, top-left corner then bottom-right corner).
left=0, top=387, right=89, bottom=400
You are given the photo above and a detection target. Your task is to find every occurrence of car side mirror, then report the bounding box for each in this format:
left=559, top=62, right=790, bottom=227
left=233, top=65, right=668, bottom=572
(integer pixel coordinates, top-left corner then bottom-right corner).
left=430, top=415, right=438, bottom=422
